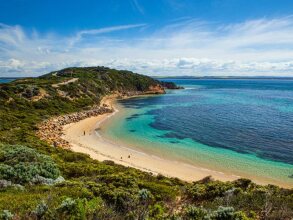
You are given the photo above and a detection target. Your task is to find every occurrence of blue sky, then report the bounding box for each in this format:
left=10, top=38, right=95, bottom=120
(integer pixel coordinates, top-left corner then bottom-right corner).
left=1, top=0, right=293, bottom=76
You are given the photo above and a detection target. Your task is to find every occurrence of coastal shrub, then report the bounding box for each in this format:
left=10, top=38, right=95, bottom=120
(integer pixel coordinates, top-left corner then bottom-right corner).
left=187, top=180, right=233, bottom=201
left=78, top=197, right=104, bottom=219
left=139, top=181, right=178, bottom=201
left=209, top=206, right=235, bottom=219
left=0, top=210, right=13, bottom=220
left=100, top=186, right=138, bottom=212
left=22, top=86, right=40, bottom=99
left=54, top=181, right=94, bottom=199
left=0, top=144, right=60, bottom=184
left=233, top=178, right=253, bottom=190
left=183, top=205, right=207, bottom=219
left=233, top=211, right=251, bottom=220
left=138, top=188, right=152, bottom=202
left=205, top=206, right=250, bottom=220
left=58, top=197, right=76, bottom=214
left=180, top=206, right=250, bottom=220
left=138, top=188, right=154, bottom=218
left=62, top=151, right=91, bottom=162
left=33, top=200, right=48, bottom=219
left=149, top=204, right=165, bottom=218
left=57, top=197, right=105, bottom=219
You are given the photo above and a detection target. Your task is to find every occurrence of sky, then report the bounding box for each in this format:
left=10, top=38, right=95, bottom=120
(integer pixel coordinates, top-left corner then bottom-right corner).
left=1, top=0, right=293, bottom=77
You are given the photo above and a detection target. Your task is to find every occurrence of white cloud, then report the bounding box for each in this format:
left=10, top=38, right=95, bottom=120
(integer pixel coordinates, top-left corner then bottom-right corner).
left=1, top=17, right=293, bottom=77
left=70, top=23, right=146, bottom=46
left=130, top=0, right=145, bottom=15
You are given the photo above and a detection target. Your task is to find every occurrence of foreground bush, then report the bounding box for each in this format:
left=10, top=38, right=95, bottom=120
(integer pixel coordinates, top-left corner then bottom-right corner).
left=0, top=144, right=60, bottom=184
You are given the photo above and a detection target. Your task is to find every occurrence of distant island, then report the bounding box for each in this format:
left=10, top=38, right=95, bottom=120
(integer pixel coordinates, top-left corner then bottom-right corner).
left=0, top=67, right=292, bottom=219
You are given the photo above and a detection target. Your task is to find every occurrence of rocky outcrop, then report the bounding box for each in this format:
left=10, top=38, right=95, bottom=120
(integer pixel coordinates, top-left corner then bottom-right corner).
left=160, top=81, right=184, bottom=90
left=147, top=84, right=166, bottom=94
left=37, top=106, right=113, bottom=148
left=118, top=84, right=165, bottom=97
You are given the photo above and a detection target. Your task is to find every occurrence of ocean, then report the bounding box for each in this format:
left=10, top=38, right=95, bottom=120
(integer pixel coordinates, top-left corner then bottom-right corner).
left=102, top=79, right=293, bottom=186
left=0, top=78, right=15, bottom=84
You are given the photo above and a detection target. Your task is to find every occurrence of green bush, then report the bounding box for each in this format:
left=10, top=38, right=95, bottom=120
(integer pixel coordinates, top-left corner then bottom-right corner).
left=187, top=180, right=233, bottom=201
left=183, top=205, right=207, bottom=219
left=149, top=203, right=165, bottom=219
left=210, top=206, right=235, bottom=219
left=0, top=144, right=60, bottom=184
left=33, top=200, right=48, bottom=218
left=209, top=206, right=250, bottom=220
left=0, top=210, right=13, bottom=220
left=57, top=197, right=77, bottom=215
left=138, top=188, right=152, bottom=202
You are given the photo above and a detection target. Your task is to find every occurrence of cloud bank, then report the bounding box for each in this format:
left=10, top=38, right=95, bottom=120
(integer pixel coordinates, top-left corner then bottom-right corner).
left=1, top=17, right=293, bottom=77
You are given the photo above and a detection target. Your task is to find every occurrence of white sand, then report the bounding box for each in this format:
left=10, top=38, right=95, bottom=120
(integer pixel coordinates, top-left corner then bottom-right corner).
left=62, top=97, right=240, bottom=183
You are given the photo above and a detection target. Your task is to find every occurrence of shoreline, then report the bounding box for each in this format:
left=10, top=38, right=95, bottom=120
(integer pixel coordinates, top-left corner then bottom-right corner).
left=62, top=95, right=241, bottom=183
left=61, top=95, right=293, bottom=188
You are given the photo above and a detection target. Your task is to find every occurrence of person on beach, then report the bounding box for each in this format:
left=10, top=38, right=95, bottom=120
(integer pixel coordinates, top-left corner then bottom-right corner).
left=84, top=131, right=85, bottom=136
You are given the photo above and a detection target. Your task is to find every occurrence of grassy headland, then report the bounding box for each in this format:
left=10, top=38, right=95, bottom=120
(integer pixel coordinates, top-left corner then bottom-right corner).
left=0, top=67, right=292, bottom=219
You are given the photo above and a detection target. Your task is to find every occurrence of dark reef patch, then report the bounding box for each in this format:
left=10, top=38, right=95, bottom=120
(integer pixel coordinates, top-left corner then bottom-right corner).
left=148, top=101, right=293, bottom=165
left=126, top=113, right=143, bottom=121
left=169, top=140, right=180, bottom=144
left=120, top=79, right=293, bottom=165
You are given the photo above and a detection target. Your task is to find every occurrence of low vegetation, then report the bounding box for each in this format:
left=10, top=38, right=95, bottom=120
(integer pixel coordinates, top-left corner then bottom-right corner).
left=0, top=144, right=60, bottom=184
left=0, top=67, right=292, bottom=219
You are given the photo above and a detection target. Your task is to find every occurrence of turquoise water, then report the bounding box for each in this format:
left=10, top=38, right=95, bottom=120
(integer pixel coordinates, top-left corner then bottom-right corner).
left=101, top=79, right=293, bottom=187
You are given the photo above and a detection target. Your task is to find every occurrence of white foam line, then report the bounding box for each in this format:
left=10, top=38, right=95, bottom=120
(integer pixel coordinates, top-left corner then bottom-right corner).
left=96, top=132, right=238, bottom=178
left=94, top=108, right=119, bottom=137
left=94, top=126, right=149, bottom=157
left=96, top=108, right=119, bottom=127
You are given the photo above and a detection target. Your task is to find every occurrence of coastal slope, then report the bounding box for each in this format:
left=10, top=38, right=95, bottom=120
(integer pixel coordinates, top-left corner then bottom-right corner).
left=0, top=67, right=292, bottom=219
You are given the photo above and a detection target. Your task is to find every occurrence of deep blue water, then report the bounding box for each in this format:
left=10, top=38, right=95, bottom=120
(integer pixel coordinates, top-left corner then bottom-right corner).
left=120, top=79, right=293, bottom=165
left=0, top=78, right=15, bottom=84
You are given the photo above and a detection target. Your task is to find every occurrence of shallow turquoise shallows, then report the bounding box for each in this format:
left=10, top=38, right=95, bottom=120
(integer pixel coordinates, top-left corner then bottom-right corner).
left=101, top=79, right=293, bottom=187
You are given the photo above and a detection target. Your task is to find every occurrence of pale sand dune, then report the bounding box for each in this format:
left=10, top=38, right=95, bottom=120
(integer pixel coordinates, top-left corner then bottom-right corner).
left=62, top=98, right=240, bottom=183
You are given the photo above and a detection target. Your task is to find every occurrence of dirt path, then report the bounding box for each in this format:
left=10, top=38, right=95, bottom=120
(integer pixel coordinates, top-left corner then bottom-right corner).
left=52, top=78, right=79, bottom=88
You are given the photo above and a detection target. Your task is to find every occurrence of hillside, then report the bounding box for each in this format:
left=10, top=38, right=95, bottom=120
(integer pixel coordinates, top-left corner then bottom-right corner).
left=0, top=67, right=292, bottom=219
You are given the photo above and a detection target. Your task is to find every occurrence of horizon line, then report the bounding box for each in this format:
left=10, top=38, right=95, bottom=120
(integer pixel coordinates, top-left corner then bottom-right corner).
left=3, top=75, right=293, bottom=79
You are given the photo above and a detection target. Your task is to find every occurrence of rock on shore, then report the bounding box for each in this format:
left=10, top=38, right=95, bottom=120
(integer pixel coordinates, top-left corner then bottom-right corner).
left=37, top=106, right=113, bottom=148
left=36, top=86, right=164, bottom=148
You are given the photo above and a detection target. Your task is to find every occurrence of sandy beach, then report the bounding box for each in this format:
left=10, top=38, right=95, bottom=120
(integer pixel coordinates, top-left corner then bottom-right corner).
left=62, top=96, right=241, bottom=183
